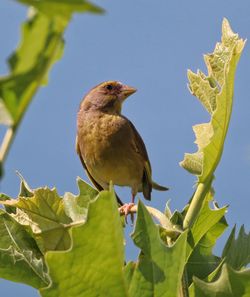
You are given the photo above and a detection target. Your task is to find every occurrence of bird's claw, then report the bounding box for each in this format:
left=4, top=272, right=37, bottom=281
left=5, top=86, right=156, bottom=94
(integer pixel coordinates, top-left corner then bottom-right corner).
left=119, top=203, right=135, bottom=224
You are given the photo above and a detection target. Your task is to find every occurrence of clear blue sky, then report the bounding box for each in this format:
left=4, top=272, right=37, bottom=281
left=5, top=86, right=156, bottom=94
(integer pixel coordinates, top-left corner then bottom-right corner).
left=0, top=0, right=250, bottom=296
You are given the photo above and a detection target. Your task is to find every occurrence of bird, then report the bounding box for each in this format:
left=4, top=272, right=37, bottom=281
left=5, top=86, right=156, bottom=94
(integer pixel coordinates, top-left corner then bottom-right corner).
left=76, top=81, right=168, bottom=214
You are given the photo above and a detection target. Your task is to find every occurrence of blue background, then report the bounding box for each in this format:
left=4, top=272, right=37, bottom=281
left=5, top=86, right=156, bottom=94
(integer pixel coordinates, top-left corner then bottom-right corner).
left=0, top=0, right=250, bottom=295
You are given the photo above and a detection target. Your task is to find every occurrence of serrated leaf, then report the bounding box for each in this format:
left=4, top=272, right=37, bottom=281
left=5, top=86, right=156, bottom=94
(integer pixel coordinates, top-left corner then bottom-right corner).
left=4, top=188, right=72, bottom=252
left=0, top=12, right=65, bottom=126
left=181, top=152, right=203, bottom=175
left=180, top=19, right=245, bottom=182
left=193, top=264, right=250, bottom=297
left=186, top=192, right=227, bottom=258
left=187, top=217, right=227, bottom=285
left=40, top=190, right=128, bottom=297
left=124, top=261, right=136, bottom=289
left=0, top=178, right=98, bottom=253
left=129, top=200, right=187, bottom=297
left=187, top=70, right=218, bottom=114
left=186, top=192, right=228, bottom=283
left=63, top=177, right=98, bottom=222
left=0, top=210, right=49, bottom=288
left=222, top=225, right=250, bottom=270
left=17, top=172, right=34, bottom=198
left=77, top=176, right=98, bottom=198
left=189, top=260, right=225, bottom=297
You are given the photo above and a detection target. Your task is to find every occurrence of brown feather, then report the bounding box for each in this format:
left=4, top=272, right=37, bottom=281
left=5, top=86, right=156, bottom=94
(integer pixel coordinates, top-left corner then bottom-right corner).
left=76, top=81, right=168, bottom=203
left=123, top=117, right=153, bottom=199
left=76, top=137, right=123, bottom=206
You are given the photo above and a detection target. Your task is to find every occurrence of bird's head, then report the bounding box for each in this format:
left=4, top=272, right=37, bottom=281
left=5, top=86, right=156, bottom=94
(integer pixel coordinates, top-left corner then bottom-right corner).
left=81, top=81, right=137, bottom=114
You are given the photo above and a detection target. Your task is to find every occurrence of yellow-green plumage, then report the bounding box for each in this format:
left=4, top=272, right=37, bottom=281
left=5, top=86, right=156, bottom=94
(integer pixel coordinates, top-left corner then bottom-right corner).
left=76, top=81, right=168, bottom=203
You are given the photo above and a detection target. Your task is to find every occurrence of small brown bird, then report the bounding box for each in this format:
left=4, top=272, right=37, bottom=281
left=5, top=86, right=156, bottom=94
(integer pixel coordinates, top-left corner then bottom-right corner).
left=76, top=81, right=168, bottom=212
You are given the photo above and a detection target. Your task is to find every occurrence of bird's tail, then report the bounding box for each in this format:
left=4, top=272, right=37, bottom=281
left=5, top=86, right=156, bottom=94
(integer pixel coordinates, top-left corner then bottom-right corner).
left=152, top=181, right=169, bottom=191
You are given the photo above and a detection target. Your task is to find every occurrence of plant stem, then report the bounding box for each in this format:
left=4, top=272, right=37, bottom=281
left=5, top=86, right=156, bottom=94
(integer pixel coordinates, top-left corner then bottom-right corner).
left=125, top=205, right=182, bottom=238
left=0, top=127, right=15, bottom=164
left=183, top=176, right=213, bottom=229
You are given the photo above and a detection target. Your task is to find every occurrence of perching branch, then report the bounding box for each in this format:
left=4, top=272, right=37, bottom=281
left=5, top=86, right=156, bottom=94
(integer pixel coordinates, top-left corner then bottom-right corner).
left=120, top=204, right=182, bottom=238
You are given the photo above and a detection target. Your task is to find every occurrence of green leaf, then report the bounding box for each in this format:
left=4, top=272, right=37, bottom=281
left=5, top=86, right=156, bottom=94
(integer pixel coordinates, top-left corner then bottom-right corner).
left=180, top=19, right=245, bottom=182
left=17, top=172, right=34, bottom=198
left=0, top=1, right=104, bottom=177
left=0, top=193, right=16, bottom=214
left=63, top=177, right=98, bottom=222
left=193, top=264, right=250, bottom=297
left=124, top=261, right=136, bottom=289
left=0, top=210, right=49, bottom=288
left=0, top=178, right=98, bottom=253
left=222, top=225, right=250, bottom=270
left=129, top=200, right=187, bottom=297
left=0, top=102, right=13, bottom=126
left=0, top=12, right=65, bottom=126
left=186, top=193, right=228, bottom=284
left=17, top=0, right=104, bottom=20
left=189, top=260, right=225, bottom=297
left=187, top=218, right=226, bottom=284
left=9, top=188, right=72, bottom=252
left=40, top=190, right=128, bottom=297
left=186, top=193, right=227, bottom=259
left=77, top=176, right=99, bottom=198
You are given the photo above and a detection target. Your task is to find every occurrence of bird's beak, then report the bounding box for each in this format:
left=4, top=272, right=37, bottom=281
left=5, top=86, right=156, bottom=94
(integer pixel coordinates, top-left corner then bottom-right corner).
left=120, top=84, right=137, bottom=100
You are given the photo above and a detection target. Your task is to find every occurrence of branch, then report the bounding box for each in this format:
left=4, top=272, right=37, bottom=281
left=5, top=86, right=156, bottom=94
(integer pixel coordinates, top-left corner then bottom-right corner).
left=0, top=127, right=15, bottom=165
left=121, top=204, right=182, bottom=238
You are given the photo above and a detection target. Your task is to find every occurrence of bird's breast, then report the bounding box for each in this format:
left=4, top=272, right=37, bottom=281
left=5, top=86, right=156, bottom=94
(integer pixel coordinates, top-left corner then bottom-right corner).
left=77, top=111, right=143, bottom=187
left=78, top=112, right=127, bottom=163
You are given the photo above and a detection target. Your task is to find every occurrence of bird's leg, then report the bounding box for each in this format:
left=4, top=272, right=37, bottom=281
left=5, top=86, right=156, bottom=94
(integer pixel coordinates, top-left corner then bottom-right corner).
left=118, top=193, right=136, bottom=223
left=130, top=193, right=136, bottom=223
left=119, top=203, right=134, bottom=216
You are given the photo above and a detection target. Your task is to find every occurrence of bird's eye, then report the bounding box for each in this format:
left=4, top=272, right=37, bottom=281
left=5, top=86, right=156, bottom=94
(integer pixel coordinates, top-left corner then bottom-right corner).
left=106, top=84, right=113, bottom=90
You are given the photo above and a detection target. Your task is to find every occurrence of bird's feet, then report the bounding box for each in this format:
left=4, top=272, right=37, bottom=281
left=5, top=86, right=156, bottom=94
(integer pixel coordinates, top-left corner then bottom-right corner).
left=119, top=203, right=135, bottom=224
left=119, top=203, right=135, bottom=216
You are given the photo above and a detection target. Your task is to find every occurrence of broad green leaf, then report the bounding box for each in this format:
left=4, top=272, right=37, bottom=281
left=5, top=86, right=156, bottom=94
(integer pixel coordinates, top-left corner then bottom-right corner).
left=189, top=260, right=225, bottom=297
left=124, top=261, right=136, bottom=289
left=129, top=200, right=187, bottom=297
left=180, top=19, right=245, bottom=182
left=0, top=0, right=103, bottom=123
left=187, top=217, right=226, bottom=284
left=77, top=176, right=99, bottom=198
left=40, top=190, right=128, bottom=297
left=186, top=193, right=227, bottom=259
left=186, top=192, right=227, bottom=284
left=6, top=188, right=72, bottom=252
left=222, top=225, right=250, bottom=270
left=0, top=12, right=64, bottom=126
left=0, top=210, right=49, bottom=288
left=193, top=264, right=250, bottom=297
left=0, top=178, right=98, bottom=252
left=17, top=0, right=104, bottom=21
left=63, top=177, right=98, bottom=222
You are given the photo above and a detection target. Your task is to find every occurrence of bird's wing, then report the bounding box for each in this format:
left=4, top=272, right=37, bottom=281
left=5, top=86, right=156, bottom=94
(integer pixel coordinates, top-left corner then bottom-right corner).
left=76, top=136, right=123, bottom=206
left=124, top=118, right=153, bottom=200
left=125, top=118, right=168, bottom=199
left=76, top=136, right=103, bottom=191
left=124, top=118, right=151, bottom=164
